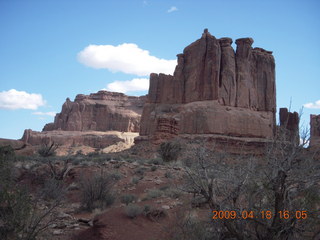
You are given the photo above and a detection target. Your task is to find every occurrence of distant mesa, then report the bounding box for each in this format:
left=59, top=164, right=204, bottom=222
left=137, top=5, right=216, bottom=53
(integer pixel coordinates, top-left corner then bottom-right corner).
left=43, top=90, right=146, bottom=132
left=21, top=91, right=147, bottom=154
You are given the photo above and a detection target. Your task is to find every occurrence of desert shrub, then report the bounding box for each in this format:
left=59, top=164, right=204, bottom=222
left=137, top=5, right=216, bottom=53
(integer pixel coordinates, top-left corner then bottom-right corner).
left=120, top=194, right=137, bottom=205
left=147, top=209, right=166, bottom=221
left=131, top=176, right=140, bottom=184
left=165, top=188, right=182, bottom=199
left=182, top=158, right=193, bottom=167
left=0, top=145, right=61, bottom=240
left=80, top=172, right=115, bottom=211
left=169, top=212, right=212, bottom=240
left=134, top=167, right=147, bottom=177
left=125, top=204, right=143, bottom=219
left=110, top=171, right=122, bottom=181
left=113, top=163, right=122, bottom=169
left=159, top=140, right=181, bottom=162
left=146, top=189, right=162, bottom=199
left=159, top=185, right=170, bottom=191
left=164, top=171, right=172, bottom=178
left=37, top=142, right=59, bottom=157
left=44, top=157, right=71, bottom=180
left=143, top=204, right=151, bottom=214
left=87, top=151, right=100, bottom=157
left=181, top=137, right=320, bottom=240
left=41, top=178, right=66, bottom=201
left=148, top=158, right=164, bottom=165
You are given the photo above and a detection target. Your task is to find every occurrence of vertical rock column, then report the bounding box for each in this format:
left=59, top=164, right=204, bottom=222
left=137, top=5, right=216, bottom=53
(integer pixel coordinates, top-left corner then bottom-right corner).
left=183, top=30, right=221, bottom=102
left=235, top=38, right=257, bottom=109
left=279, top=108, right=299, bottom=145
left=252, top=48, right=276, bottom=112
left=310, top=114, right=320, bottom=147
left=219, top=37, right=236, bottom=106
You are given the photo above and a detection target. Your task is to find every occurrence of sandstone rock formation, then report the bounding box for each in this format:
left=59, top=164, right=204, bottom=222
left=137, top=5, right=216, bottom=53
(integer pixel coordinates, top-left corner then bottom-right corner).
left=43, top=91, right=146, bottom=132
left=310, top=114, right=320, bottom=147
left=139, top=30, right=276, bottom=141
left=279, top=108, right=299, bottom=145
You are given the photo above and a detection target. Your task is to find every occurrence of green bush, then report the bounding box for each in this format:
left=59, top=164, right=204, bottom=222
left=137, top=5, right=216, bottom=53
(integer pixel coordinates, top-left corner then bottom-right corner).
left=159, top=141, right=181, bottom=162
left=120, top=194, right=137, bottom=205
left=125, top=204, right=143, bottom=219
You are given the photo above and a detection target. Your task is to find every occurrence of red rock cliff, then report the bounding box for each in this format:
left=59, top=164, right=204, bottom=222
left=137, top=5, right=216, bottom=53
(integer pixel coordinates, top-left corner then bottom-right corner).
left=140, top=29, right=276, bottom=140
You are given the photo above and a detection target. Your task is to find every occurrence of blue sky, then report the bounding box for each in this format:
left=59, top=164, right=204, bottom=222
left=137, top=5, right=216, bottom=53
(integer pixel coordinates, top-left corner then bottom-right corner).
left=0, top=0, right=319, bottom=139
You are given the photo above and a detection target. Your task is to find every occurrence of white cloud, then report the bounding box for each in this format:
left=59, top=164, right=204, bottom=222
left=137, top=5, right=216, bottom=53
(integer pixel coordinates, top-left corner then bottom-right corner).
left=77, top=43, right=176, bottom=76
left=167, top=6, right=178, bottom=13
left=0, top=89, right=46, bottom=110
left=303, top=100, right=320, bottom=109
left=32, top=111, right=56, bottom=117
left=106, top=78, right=149, bottom=93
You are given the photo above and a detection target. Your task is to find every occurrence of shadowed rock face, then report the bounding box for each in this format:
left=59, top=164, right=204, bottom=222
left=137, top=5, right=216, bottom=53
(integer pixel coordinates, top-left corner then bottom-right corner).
left=140, top=30, right=276, bottom=140
left=310, top=114, right=320, bottom=147
left=43, top=91, right=146, bottom=132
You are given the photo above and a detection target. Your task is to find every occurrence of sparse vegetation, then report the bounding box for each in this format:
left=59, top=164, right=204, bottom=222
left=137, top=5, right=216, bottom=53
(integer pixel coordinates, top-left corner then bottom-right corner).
left=159, top=140, right=181, bottom=162
left=164, top=188, right=182, bottom=199
left=121, top=194, right=137, bottom=205
left=110, top=171, right=123, bottom=181
left=131, top=176, right=140, bottom=184
left=37, top=141, right=59, bottom=157
left=145, top=189, right=162, bottom=200
left=169, top=210, right=212, bottom=240
left=164, top=171, right=172, bottom=178
left=148, top=158, right=164, bottom=165
left=80, top=171, right=115, bottom=211
left=41, top=178, right=66, bottom=201
left=179, top=130, right=320, bottom=240
left=0, top=145, right=61, bottom=240
left=134, top=167, right=147, bottom=178
left=125, top=204, right=143, bottom=219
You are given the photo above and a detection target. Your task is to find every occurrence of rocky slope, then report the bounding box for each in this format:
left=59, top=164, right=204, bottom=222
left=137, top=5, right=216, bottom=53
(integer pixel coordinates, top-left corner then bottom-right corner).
left=139, top=29, right=276, bottom=142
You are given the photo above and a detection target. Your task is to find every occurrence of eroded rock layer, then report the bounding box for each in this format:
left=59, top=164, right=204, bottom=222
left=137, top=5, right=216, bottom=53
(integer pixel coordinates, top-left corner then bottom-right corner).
left=44, top=91, right=146, bottom=132
left=139, top=30, right=276, bottom=141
